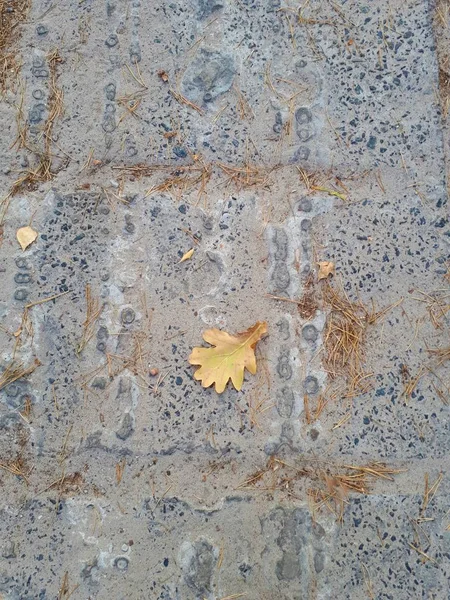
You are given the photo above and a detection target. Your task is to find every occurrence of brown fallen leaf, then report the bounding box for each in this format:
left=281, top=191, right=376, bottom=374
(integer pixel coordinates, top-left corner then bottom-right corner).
left=158, top=70, right=169, bottom=83
left=17, top=226, right=38, bottom=251
left=189, top=321, right=268, bottom=393
left=179, top=248, right=194, bottom=263
left=317, top=260, right=335, bottom=281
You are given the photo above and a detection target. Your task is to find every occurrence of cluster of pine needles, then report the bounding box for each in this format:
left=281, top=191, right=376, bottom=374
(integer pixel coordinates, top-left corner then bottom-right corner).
left=0, top=0, right=30, bottom=93
left=238, top=455, right=403, bottom=523
left=115, top=156, right=278, bottom=206
left=10, top=48, right=64, bottom=194
left=321, top=280, right=402, bottom=397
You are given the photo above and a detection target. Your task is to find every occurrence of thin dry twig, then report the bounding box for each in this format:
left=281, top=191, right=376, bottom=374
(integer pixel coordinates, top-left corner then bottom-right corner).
left=0, top=455, right=31, bottom=484
left=420, top=472, right=443, bottom=517
left=169, top=88, right=203, bottom=114
left=0, top=358, right=41, bottom=392
left=76, top=284, right=103, bottom=355
left=57, top=571, right=79, bottom=600
left=218, top=161, right=275, bottom=190
left=116, top=459, right=126, bottom=485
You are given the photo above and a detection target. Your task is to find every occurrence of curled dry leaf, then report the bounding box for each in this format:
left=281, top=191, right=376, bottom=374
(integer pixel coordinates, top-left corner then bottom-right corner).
left=17, top=226, right=38, bottom=251
left=188, top=321, right=268, bottom=393
left=158, top=70, right=169, bottom=83
left=179, top=248, right=194, bottom=263
left=317, top=260, right=335, bottom=281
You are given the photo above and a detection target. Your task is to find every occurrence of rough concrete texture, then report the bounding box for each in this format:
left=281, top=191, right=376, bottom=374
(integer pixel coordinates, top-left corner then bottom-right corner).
left=0, top=0, right=449, bottom=599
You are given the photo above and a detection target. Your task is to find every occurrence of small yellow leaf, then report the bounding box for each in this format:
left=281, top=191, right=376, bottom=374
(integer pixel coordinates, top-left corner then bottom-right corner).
left=311, top=185, right=347, bottom=202
left=17, top=226, right=38, bottom=251
left=188, top=321, right=268, bottom=393
left=179, top=248, right=194, bottom=263
left=317, top=260, right=335, bottom=281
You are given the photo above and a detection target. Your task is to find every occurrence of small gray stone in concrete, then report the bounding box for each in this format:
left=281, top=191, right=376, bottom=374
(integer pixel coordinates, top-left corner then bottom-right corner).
left=14, top=289, right=29, bottom=302
left=105, top=83, right=116, bottom=101
left=182, top=49, right=235, bottom=105
left=276, top=387, right=294, bottom=418
left=97, top=326, right=109, bottom=341
left=121, top=308, right=135, bottom=325
left=314, top=550, right=325, bottom=573
left=105, top=34, right=119, bottom=47
left=14, top=273, right=32, bottom=284
left=272, top=262, right=290, bottom=291
left=2, top=541, right=16, bottom=559
left=114, top=556, right=129, bottom=570
left=276, top=318, right=290, bottom=341
left=273, top=228, right=288, bottom=261
left=130, top=41, right=141, bottom=64
left=302, top=324, right=318, bottom=342
left=277, top=351, right=292, bottom=380
left=15, top=257, right=31, bottom=269
left=183, top=539, right=216, bottom=595
left=116, top=413, right=134, bottom=440
left=91, top=377, right=107, bottom=390
left=303, top=376, right=319, bottom=395
left=281, top=421, right=295, bottom=441
left=301, top=219, right=312, bottom=232
left=295, top=107, right=312, bottom=124
left=276, top=551, right=300, bottom=580
left=197, top=0, right=224, bottom=20
left=292, top=145, right=311, bottom=162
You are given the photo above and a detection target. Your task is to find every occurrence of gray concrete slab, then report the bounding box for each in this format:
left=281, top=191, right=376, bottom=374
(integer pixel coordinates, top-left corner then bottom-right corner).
left=0, top=0, right=449, bottom=599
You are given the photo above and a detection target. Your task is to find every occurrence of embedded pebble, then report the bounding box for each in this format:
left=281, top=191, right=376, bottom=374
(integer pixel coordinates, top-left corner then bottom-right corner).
left=303, top=375, right=319, bottom=395
left=301, top=219, right=312, bottom=232
left=293, top=146, right=310, bottom=161
left=277, top=352, right=292, bottom=380
left=15, top=258, right=31, bottom=270
left=272, top=262, right=290, bottom=291
left=14, top=289, right=29, bottom=301
left=276, top=387, right=295, bottom=418
left=2, top=542, right=16, bottom=559
left=105, top=34, right=119, bottom=47
left=14, top=273, right=32, bottom=284
left=129, top=41, right=141, bottom=63
left=121, top=308, right=135, bottom=325
left=295, top=107, right=312, bottom=124
left=114, top=556, right=129, bottom=570
left=105, top=83, right=116, bottom=101
left=272, top=228, right=288, bottom=261
left=5, top=384, right=19, bottom=397
left=302, top=324, right=318, bottom=342
left=116, top=413, right=134, bottom=440
left=97, top=326, right=109, bottom=341
left=197, top=0, right=224, bottom=19
left=182, top=49, right=235, bottom=105
left=91, top=377, right=107, bottom=390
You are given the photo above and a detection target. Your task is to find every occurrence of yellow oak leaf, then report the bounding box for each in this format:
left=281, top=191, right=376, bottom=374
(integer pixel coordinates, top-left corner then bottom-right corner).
left=179, top=248, right=194, bottom=263
left=16, top=225, right=38, bottom=251
left=317, top=260, right=335, bottom=281
left=188, top=321, right=268, bottom=393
